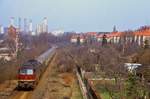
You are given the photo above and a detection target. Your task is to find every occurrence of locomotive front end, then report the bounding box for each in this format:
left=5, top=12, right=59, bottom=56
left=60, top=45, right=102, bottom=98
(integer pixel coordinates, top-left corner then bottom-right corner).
left=17, top=67, right=36, bottom=89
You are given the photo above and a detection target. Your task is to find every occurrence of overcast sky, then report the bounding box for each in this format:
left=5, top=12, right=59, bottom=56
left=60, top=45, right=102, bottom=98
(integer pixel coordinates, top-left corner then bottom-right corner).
left=0, top=0, right=150, bottom=32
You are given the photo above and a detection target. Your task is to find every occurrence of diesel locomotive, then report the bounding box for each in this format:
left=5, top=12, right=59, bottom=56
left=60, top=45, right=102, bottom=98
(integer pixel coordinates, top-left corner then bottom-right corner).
left=17, top=47, right=56, bottom=89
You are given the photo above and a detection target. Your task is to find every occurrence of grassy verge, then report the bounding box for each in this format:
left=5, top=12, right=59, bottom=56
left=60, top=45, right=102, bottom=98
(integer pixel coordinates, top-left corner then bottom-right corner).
left=93, top=80, right=125, bottom=99
left=71, top=76, right=83, bottom=99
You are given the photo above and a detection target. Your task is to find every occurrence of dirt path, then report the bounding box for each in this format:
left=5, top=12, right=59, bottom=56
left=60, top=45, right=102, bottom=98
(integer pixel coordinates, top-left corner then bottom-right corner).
left=32, top=53, right=57, bottom=99
left=10, top=91, right=33, bottom=99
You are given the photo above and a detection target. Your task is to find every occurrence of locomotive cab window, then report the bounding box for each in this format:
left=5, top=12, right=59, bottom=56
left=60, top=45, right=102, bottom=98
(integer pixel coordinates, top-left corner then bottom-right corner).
left=27, top=69, right=33, bottom=75
left=19, top=69, right=26, bottom=75
left=19, top=69, right=33, bottom=75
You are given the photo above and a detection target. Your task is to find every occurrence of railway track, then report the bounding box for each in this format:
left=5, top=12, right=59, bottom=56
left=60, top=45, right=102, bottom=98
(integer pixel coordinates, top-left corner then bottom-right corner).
left=8, top=47, right=57, bottom=99
left=10, top=90, right=33, bottom=99
left=0, top=80, right=32, bottom=99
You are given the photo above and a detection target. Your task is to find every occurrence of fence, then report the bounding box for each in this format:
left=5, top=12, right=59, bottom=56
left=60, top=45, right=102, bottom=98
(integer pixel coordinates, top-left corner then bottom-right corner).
left=76, top=66, right=101, bottom=99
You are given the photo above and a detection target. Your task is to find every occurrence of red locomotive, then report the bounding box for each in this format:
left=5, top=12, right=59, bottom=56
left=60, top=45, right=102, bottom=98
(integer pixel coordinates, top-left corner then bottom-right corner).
left=17, top=47, right=56, bottom=89
left=17, top=60, right=42, bottom=89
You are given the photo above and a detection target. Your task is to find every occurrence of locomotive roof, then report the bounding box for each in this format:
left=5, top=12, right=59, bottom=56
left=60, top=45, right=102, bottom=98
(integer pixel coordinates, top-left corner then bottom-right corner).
left=21, top=59, right=41, bottom=69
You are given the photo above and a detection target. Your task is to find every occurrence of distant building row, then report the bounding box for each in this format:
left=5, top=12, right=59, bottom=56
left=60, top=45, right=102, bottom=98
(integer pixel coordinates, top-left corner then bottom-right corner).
left=71, top=26, right=150, bottom=46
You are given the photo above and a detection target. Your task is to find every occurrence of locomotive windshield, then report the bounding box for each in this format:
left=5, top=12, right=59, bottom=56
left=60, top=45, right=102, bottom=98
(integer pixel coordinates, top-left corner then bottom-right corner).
left=19, top=69, right=33, bottom=75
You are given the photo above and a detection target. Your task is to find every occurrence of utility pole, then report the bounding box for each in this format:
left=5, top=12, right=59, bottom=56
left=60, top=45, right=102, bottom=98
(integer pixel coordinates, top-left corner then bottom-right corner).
left=15, top=29, right=19, bottom=58
left=15, top=28, right=21, bottom=59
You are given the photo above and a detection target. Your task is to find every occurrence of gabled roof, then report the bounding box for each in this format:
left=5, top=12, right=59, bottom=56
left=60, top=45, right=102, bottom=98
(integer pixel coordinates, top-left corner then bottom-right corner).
left=110, top=32, right=122, bottom=37
left=96, top=34, right=104, bottom=38
left=134, top=30, right=150, bottom=36
left=86, top=32, right=97, bottom=36
left=71, top=34, right=86, bottom=39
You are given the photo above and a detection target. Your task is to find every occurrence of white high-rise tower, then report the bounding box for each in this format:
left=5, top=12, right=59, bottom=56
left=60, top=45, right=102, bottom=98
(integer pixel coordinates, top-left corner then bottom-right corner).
left=24, top=18, right=28, bottom=33
left=36, top=24, right=42, bottom=35
left=42, top=17, right=48, bottom=33
left=29, top=20, right=35, bottom=35
left=10, top=17, right=15, bottom=26
left=18, top=18, right=21, bottom=31
left=29, top=20, right=33, bottom=32
left=0, top=25, right=4, bottom=34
